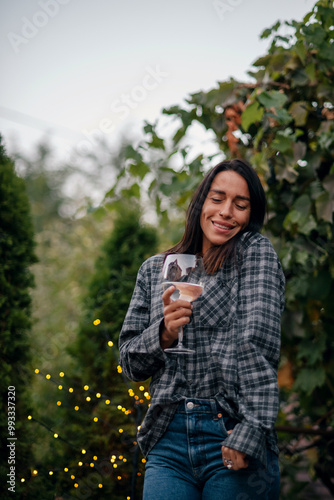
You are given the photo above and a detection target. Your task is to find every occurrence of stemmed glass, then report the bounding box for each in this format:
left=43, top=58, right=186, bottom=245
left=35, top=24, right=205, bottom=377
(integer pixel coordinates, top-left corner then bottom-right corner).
left=162, top=254, right=204, bottom=354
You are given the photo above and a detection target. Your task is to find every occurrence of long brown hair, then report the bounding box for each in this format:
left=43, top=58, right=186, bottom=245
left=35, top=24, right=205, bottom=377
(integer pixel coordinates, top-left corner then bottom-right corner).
left=165, top=159, right=266, bottom=274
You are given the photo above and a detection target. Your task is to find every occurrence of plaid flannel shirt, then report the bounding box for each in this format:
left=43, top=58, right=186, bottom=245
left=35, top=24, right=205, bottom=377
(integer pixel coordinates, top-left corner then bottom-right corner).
left=119, top=231, right=285, bottom=466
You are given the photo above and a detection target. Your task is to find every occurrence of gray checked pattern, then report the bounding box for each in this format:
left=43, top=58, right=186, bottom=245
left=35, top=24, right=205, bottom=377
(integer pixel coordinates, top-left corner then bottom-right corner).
left=118, top=232, right=285, bottom=466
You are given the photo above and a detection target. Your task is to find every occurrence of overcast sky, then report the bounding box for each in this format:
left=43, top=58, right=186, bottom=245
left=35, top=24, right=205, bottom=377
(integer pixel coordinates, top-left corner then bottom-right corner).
left=1, top=0, right=315, bottom=159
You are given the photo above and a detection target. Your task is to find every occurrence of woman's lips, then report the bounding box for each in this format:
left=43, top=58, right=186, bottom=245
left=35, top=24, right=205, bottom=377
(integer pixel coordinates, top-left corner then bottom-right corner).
left=212, top=221, right=235, bottom=231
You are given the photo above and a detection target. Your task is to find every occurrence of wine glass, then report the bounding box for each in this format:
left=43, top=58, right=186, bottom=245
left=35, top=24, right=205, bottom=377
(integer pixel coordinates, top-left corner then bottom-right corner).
left=162, top=254, right=204, bottom=354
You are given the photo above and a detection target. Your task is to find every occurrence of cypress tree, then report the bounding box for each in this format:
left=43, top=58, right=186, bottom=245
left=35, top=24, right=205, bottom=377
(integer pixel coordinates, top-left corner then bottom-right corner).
left=0, top=136, right=38, bottom=497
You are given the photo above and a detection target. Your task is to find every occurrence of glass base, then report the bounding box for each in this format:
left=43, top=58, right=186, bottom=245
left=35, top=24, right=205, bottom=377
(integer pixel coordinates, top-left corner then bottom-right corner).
left=164, top=346, right=195, bottom=354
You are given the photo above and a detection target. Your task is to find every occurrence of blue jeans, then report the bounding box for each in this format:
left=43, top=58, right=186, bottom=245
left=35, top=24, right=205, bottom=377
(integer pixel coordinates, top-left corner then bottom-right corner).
left=143, top=399, right=280, bottom=500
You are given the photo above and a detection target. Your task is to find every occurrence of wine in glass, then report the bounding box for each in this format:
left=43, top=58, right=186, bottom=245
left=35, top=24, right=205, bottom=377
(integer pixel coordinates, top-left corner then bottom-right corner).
left=162, top=253, right=204, bottom=354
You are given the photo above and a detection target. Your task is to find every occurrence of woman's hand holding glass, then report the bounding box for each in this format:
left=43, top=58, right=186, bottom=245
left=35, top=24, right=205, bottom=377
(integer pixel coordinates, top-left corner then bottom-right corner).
left=161, top=254, right=204, bottom=354
left=160, top=286, right=193, bottom=350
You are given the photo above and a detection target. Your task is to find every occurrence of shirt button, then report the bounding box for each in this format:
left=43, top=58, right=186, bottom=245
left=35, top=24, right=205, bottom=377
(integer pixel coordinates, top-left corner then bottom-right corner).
left=186, top=402, right=194, bottom=410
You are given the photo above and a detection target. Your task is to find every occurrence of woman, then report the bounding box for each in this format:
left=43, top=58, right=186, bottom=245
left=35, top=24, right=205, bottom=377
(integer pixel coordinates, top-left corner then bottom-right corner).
left=119, top=159, right=285, bottom=499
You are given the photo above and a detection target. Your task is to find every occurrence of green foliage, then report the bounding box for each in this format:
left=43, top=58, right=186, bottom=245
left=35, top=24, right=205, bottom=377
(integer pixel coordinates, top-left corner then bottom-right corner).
left=100, top=1, right=334, bottom=495
left=50, top=205, right=159, bottom=499
left=0, top=137, right=46, bottom=498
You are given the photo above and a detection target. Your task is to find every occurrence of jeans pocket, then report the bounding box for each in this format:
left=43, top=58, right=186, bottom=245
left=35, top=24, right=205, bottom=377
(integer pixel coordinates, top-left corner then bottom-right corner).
left=215, top=414, right=230, bottom=438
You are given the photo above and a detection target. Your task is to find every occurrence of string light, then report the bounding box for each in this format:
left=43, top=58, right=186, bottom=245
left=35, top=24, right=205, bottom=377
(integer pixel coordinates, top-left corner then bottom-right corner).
left=26, top=367, right=149, bottom=492
left=93, top=319, right=101, bottom=325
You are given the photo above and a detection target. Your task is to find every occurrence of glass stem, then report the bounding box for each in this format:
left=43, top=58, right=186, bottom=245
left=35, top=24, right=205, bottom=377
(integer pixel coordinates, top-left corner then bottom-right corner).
left=177, top=326, right=184, bottom=349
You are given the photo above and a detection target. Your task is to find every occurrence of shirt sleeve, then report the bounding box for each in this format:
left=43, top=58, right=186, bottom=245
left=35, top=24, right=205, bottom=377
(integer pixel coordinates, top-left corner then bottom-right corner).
left=222, top=235, right=285, bottom=466
left=118, top=259, right=166, bottom=382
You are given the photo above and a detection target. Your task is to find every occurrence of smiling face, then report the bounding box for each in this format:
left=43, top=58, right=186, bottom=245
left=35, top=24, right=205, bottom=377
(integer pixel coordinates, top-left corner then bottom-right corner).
left=200, top=170, right=251, bottom=254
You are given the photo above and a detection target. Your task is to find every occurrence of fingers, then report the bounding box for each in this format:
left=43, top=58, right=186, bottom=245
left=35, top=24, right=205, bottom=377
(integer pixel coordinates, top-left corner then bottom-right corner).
left=221, top=446, right=249, bottom=471
left=162, top=286, right=192, bottom=334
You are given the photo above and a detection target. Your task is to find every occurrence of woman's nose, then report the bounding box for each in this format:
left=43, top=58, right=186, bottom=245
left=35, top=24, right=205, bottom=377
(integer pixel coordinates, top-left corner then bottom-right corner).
left=219, top=201, right=233, bottom=217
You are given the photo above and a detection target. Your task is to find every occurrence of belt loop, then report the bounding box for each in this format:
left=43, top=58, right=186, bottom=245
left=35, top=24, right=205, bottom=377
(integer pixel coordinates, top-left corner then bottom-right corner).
left=210, top=398, right=218, bottom=416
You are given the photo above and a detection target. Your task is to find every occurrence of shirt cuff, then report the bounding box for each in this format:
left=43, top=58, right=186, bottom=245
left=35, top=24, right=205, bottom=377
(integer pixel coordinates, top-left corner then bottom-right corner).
left=142, top=318, right=166, bottom=360
left=222, top=421, right=267, bottom=467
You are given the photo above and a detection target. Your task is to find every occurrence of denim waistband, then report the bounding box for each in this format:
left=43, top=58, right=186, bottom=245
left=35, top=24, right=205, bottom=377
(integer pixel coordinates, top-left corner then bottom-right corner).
left=176, top=398, right=229, bottom=416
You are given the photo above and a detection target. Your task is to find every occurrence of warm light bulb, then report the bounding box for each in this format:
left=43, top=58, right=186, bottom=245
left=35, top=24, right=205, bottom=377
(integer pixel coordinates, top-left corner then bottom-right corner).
left=34, top=369, right=39, bottom=374
left=96, top=393, right=101, bottom=398
left=93, top=319, right=101, bottom=325
left=46, top=374, right=51, bottom=379
left=84, top=385, right=89, bottom=390
left=54, top=433, right=58, bottom=439
left=59, top=372, right=64, bottom=377
left=108, top=341, right=113, bottom=347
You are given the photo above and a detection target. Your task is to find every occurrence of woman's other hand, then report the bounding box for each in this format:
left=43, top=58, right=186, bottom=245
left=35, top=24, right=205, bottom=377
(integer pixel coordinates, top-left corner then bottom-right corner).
left=221, top=430, right=249, bottom=471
